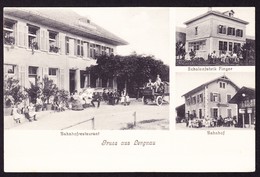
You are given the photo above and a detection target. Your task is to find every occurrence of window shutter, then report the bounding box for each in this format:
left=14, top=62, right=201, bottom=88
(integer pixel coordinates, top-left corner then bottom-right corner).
left=217, top=25, right=220, bottom=33
left=210, top=108, right=213, bottom=118
left=241, top=30, right=243, bottom=37
left=17, top=22, right=25, bottom=47
left=19, top=65, right=26, bottom=87
left=69, top=39, right=74, bottom=56
left=45, top=30, right=49, bottom=52
left=219, top=93, right=221, bottom=102
left=210, top=92, right=213, bottom=102
left=223, top=26, right=226, bottom=34
left=24, top=25, right=28, bottom=48
left=59, top=33, right=66, bottom=55
left=36, top=29, right=41, bottom=49
left=83, top=42, right=89, bottom=58
left=43, top=67, right=48, bottom=79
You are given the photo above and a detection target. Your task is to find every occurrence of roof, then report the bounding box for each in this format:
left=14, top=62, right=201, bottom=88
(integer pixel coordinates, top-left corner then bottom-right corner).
left=182, top=75, right=240, bottom=97
left=4, top=8, right=128, bottom=46
left=229, top=86, right=255, bottom=104
left=184, top=10, right=249, bottom=25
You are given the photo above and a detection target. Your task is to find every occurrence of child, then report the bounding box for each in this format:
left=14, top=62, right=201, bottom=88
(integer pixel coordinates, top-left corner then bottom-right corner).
left=12, top=104, right=22, bottom=123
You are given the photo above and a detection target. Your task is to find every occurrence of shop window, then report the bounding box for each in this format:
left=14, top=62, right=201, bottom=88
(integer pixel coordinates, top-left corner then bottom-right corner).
left=49, top=31, right=59, bottom=53
left=3, top=19, right=16, bottom=45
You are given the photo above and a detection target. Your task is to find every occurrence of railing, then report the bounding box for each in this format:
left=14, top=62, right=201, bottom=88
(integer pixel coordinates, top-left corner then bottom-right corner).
left=61, top=117, right=95, bottom=130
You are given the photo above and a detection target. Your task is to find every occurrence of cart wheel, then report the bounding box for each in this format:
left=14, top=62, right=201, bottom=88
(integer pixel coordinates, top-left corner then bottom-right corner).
left=156, top=96, right=163, bottom=106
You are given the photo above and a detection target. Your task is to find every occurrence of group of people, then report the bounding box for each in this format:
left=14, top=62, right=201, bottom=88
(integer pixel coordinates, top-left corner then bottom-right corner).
left=102, top=88, right=130, bottom=106
left=11, top=102, right=37, bottom=124
left=209, top=50, right=242, bottom=64
left=186, top=116, right=237, bottom=128
left=146, top=74, right=162, bottom=93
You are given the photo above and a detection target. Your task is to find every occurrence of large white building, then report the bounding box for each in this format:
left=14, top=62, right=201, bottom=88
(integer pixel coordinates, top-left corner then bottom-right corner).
left=184, top=9, right=248, bottom=59
left=4, top=8, right=128, bottom=93
left=183, top=75, right=239, bottom=119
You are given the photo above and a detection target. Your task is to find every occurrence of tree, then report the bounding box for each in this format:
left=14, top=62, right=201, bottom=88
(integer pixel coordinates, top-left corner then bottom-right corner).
left=241, top=41, right=255, bottom=65
left=4, top=77, right=26, bottom=107
left=176, top=41, right=186, bottom=59
left=41, top=76, right=58, bottom=104
left=86, top=54, right=169, bottom=96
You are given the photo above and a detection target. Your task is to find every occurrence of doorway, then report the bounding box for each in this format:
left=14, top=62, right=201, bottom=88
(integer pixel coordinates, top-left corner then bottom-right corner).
left=69, top=70, right=76, bottom=93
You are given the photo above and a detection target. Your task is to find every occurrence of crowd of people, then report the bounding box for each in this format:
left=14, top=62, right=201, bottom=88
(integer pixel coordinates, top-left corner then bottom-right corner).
left=10, top=87, right=132, bottom=124
left=185, top=116, right=237, bottom=128
left=209, top=50, right=242, bottom=64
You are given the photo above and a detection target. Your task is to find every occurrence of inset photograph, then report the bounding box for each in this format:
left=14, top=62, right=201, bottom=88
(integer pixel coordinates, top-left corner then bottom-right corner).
left=175, top=72, right=255, bottom=129
left=175, top=7, right=255, bottom=66
left=4, top=8, right=170, bottom=130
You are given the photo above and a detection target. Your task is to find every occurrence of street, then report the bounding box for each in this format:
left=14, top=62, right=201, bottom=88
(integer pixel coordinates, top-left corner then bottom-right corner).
left=5, top=100, right=169, bottom=130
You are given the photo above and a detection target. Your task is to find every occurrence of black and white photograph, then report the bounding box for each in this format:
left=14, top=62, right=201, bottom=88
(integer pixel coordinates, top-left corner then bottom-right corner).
left=175, top=7, right=255, bottom=66
left=4, top=8, right=170, bottom=130
left=175, top=72, right=255, bottom=129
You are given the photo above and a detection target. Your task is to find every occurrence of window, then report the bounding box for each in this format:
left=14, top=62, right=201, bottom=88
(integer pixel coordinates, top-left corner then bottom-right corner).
left=199, top=93, right=203, bottom=103
left=101, top=46, right=106, bottom=55
left=195, top=27, right=198, bottom=35
left=28, top=66, right=38, bottom=85
left=186, top=98, right=191, bottom=105
left=28, top=24, right=39, bottom=50
left=227, top=109, right=232, bottom=117
left=227, top=94, right=232, bottom=102
left=236, top=29, right=243, bottom=37
left=227, top=27, right=235, bottom=35
left=211, top=93, right=220, bottom=102
left=76, top=40, right=84, bottom=57
left=49, top=68, right=57, bottom=76
left=49, top=31, right=59, bottom=53
left=219, top=82, right=225, bottom=88
left=4, top=64, right=15, bottom=74
left=3, top=19, right=16, bottom=45
left=229, top=42, right=233, bottom=52
left=192, top=96, right=196, bottom=104
left=219, top=41, right=227, bottom=51
left=188, top=41, right=206, bottom=51
left=65, top=37, right=69, bottom=55
left=90, top=43, right=96, bottom=58
left=218, top=25, right=226, bottom=34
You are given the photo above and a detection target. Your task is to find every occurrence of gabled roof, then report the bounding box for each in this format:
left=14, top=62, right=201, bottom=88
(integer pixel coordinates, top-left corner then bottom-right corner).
left=184, top=10, right=249, bottom=25
left=182, top=75, right=240, bottom=97
left=4, top=8, right=128, bottom=46
left=229, top=86, right=255, bottom=104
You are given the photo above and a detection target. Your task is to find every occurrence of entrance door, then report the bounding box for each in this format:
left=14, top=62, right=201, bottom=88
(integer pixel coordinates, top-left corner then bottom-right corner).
left=69, top=70, right=76, bottom=93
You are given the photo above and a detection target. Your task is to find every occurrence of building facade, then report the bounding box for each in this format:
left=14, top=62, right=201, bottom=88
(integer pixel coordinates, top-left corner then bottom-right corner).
left=4, top=8, right=128, bottom=93
left=229, top=87, right=255, bottom=128
left=183, top=75, right=239, bottom=120
left=184, top=9, right=248, bottom=59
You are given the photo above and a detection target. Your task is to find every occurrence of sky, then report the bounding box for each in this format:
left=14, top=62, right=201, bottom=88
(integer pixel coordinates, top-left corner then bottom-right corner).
left=174, top=7, right=255, bottom=37
left=175, top=72, right=255, bottom=106
left=72, top=8, right=170, bottom=65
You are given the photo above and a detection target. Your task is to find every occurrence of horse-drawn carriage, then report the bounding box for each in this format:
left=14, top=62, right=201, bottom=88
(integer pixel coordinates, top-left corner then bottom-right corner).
left=140, top=81, right=169, bottom=106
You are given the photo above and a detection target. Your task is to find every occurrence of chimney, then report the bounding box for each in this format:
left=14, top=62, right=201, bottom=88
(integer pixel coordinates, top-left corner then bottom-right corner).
left=208, top=7, right=212, bottom=12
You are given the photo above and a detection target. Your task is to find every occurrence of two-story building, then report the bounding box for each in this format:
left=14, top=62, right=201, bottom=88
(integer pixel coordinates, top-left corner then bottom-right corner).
left=184, top=8, right=248, bottom=59
left=183, top=75, right=239, bottom=120
left=3, top=8, right=128, bottom=93
left=229, top=87, right=255, bottom=128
